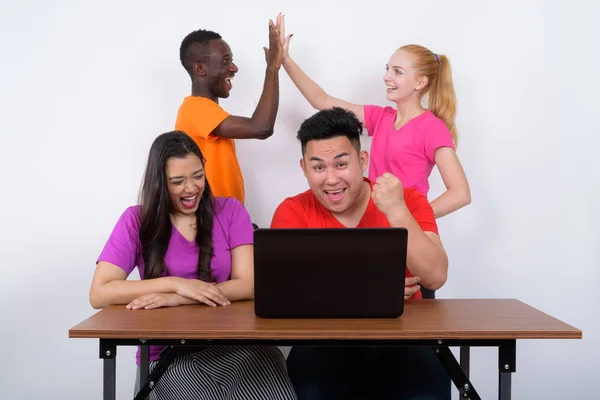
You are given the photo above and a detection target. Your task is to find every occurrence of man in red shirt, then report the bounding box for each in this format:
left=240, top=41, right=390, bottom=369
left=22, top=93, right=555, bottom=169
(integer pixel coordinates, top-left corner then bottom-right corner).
left=271, top=107, right=450, bottom=399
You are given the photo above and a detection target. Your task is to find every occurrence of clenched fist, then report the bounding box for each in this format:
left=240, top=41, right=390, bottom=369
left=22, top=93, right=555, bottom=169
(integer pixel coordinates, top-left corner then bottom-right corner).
left=371, top=173, right=406, bottom=217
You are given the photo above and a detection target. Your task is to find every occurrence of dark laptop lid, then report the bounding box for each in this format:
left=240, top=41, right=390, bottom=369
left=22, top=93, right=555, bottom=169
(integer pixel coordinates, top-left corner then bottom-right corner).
left=254, top=228, right=408, bottom=318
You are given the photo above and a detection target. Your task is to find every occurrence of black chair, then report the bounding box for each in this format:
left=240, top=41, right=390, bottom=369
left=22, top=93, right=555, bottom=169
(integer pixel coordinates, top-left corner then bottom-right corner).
left=421, top=286, right=436, bottom=299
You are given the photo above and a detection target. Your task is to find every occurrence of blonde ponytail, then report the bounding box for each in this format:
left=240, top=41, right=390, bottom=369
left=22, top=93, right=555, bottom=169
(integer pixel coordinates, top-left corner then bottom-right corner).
left=400, top=45, right=458, bottom=145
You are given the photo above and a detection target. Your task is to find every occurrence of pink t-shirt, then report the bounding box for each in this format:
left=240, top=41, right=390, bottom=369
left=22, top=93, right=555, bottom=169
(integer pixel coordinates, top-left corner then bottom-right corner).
left=364, top=105, right=455, bottom=197
left=97, top=197, right=253, bottom=364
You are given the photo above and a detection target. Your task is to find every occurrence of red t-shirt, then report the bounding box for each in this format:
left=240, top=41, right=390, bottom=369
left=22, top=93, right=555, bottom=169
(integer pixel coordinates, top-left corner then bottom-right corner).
left=270, top=179, right=439, bottom=300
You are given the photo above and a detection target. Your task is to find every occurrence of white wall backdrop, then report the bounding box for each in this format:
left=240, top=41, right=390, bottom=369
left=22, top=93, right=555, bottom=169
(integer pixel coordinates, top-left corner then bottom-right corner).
left=0, top=0, right=598, bottom=398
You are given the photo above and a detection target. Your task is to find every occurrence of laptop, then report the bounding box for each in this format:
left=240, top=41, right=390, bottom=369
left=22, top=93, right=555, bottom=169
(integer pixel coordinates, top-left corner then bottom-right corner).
left=253, top=228, right=408, bottom=318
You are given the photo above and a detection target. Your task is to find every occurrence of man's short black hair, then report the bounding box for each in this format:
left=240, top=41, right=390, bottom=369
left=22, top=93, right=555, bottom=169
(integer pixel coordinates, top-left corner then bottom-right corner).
left=179, top=29, right=222, bottom=77
left=297, top=107, right=363, bottom=155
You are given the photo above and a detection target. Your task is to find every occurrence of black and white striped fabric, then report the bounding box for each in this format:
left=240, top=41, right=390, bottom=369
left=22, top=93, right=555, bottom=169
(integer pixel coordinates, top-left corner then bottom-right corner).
left=135, top=346, right=297, bottom=400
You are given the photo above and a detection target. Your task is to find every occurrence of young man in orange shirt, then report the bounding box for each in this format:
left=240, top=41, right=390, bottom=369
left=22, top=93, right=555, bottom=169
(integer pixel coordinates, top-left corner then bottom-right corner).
left=271, top=107, right=450, bottom=399
left=176, top=17, right=283, bottom=204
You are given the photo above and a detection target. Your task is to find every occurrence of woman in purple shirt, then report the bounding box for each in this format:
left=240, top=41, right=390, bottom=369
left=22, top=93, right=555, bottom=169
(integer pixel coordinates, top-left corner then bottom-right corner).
left=89, top=131, right=296, bottom=400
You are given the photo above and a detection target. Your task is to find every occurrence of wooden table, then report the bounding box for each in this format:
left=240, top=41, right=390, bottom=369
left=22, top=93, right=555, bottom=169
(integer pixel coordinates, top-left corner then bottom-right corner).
left=69, top=299, right=581, bottom=400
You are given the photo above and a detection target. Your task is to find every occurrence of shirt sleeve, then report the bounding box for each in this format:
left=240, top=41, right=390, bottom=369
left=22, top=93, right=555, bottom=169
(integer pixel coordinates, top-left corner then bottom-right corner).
left=363, top=105, right=386, bottom=137
left=404, top=189, right=438, bottom=234
left=270, top=198, right=308, bottom=228
left=97, top=206, right=141, bottom=275
left=180, top=98, right=231, bottom=142
left=423, top=118, right=456, bottom=162
left=225, top=198, right=254, bottom=248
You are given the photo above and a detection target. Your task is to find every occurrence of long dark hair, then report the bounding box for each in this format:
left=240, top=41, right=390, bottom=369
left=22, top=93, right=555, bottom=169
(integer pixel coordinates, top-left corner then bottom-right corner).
left=139, top=130, right=215, bottom=282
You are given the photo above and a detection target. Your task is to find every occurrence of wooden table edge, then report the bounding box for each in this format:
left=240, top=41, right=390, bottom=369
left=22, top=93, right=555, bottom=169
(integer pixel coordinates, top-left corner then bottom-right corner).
left=68, top=330, right=582, bottom=340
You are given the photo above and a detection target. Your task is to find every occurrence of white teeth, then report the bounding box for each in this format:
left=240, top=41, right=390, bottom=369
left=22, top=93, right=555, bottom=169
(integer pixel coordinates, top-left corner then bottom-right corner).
left=183, top=195, right=196, bottom=201
left=387, top=86, right=397, bottom=90
left=326, top=189, right=343, bottom=194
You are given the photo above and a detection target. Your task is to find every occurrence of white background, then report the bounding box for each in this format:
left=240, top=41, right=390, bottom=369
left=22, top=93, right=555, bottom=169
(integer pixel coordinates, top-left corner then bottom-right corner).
left=0, top=0, right=598, bottom=398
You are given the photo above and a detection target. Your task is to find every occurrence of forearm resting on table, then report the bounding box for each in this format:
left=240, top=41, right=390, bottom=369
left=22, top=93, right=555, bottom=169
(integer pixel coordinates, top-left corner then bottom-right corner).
left=90, top=275, right=180, bottom=309
left=161, top=278, right=254, bottom=305
left=216, top=278, right=254, bottom=302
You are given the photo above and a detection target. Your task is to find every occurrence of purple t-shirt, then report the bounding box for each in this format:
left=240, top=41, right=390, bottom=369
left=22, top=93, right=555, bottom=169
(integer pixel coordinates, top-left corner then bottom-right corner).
left=364, top=106, right=455, bottom=197
left=97, top=197, right=254, bottom=363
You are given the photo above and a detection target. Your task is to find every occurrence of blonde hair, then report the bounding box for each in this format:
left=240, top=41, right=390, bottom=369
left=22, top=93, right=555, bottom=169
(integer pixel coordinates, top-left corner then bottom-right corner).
left=400, top=44, right=458, bottom=145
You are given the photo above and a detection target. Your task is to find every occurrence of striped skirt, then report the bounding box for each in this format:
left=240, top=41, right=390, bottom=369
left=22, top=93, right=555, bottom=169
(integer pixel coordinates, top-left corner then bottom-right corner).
left=135, top=346, right=297, bottom=400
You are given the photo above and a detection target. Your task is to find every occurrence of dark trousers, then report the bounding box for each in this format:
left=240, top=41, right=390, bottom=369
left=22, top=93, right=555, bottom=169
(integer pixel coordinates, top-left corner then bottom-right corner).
left=287, top=346, right=450, bottom=400
left=421, top=287, right=436, bottom=299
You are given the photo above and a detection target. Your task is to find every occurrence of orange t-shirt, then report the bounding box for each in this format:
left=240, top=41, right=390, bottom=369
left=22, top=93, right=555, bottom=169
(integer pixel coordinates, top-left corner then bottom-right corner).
left=270, top=179, right=439, bottom=300
left=175, top=96, right=245, bottom=204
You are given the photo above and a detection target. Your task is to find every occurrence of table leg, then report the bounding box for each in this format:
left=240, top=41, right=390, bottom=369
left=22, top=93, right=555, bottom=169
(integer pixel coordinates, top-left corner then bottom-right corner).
left=103, top=359, right=116, bottom=400
left=460, top=346, right=471, bottom=378
left=100, top=340, right=116, bottom=400
left=139, top=345, right=150, bottom=400
left=434, top=346, right=481, bottom=400
left=499, top=370, right=512, bottom=400
left=498, top=341, right=516, bottom=400
left=134, top=346, right=181, bottom=400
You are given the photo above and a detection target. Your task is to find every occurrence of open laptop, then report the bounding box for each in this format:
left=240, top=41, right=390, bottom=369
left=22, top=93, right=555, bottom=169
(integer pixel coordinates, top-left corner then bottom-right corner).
left=253, top=228, right=408, bottom=318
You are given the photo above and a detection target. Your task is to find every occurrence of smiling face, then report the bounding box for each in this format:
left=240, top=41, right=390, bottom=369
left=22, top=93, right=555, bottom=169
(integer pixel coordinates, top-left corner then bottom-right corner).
left=165, top=153, right=206, bottom=216
left=300, top=135, right=369, bottom=217
left=383, top=49, right=428, bottom=104
left=201, top=39, right=238, bottom=99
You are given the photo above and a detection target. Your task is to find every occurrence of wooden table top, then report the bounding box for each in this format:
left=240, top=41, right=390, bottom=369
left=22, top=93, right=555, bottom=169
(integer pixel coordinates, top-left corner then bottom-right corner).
left=69, top=299, right=582, bottom=340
